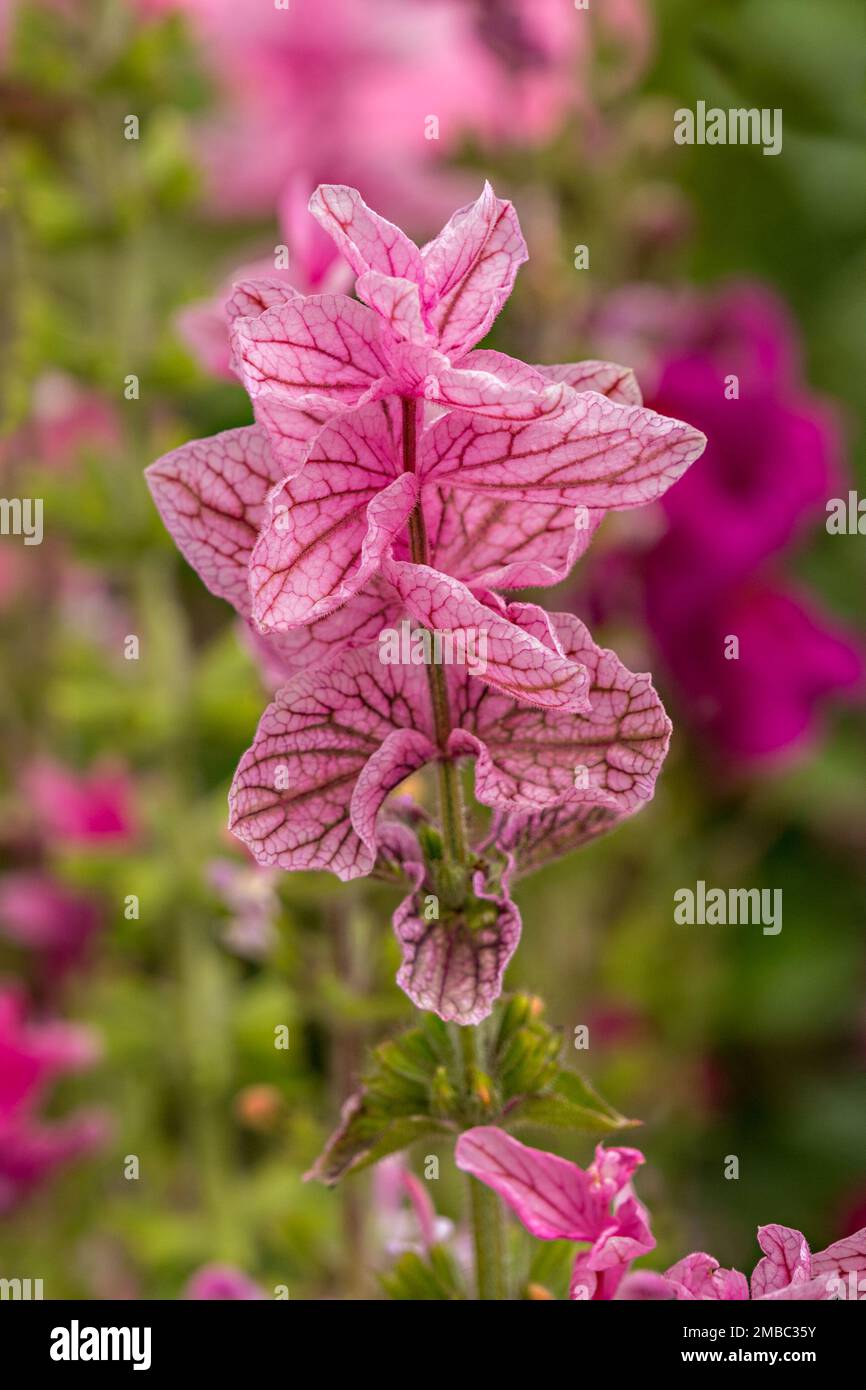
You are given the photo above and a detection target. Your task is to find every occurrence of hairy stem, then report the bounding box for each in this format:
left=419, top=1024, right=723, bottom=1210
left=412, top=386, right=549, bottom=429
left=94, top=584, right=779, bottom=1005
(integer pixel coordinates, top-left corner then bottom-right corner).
left=402, top=397, right=468, bottom=865
left=460, top=1026, right=507, bottom=1300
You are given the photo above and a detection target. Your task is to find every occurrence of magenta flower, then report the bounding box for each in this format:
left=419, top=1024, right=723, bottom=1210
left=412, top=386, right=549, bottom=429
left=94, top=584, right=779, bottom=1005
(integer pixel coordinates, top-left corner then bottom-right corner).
left=617, top=1223, right=866, bottom=1301
left=148, top=182, right=703, bottom=1021
left=0, top=871, right=101, bottom=981
left=589, top=281, right=863, bottom=763
left=184, top=1265, right=267, bottom=1301
left=23, top=758, right=136, bottom=847
left=0, top=988, right=105, bottom=1212
left=226, top=613, right=669, bottom=1023
left=455, top=1126, right=655, bottom=1300
left=374, top=1154, right=454, bottom=1258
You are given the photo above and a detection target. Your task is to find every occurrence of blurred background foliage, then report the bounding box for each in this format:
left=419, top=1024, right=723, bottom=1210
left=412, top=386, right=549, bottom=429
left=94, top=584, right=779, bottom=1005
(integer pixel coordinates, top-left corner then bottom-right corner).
left=0, top=0, right=864, bottom=1297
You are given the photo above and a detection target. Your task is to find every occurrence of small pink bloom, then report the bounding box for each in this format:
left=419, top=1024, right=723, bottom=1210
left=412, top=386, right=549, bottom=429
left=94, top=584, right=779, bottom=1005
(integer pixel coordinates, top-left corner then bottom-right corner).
left=0, top=988, right=105, bottom=1211
left=23, top=758, right=136, bottom=847
left=455, top=1127, right=654, bottom=1300
left=617, top=1221, right=866, bottom=1301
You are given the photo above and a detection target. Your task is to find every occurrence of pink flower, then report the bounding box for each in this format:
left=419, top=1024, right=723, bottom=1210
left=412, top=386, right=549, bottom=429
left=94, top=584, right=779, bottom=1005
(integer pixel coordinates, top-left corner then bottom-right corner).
left=0, top=872, right=101, bottom=981
left=374, top=1154, right=454, bottom=1258
left=617, top=1223, right=866, bottom=1301
left=455, top=1127, right=655, bottom=1300
left=23, top=759, right=136, bottom=847
left=177, top=178, right=352, bottom=381
left=0, top=988, right=105, bottom=1211
left=642, top=574, right=862, bottom=762
left=155, top=1, right=652, bottom=222
left=184, top=1265, right=267, bottom=1300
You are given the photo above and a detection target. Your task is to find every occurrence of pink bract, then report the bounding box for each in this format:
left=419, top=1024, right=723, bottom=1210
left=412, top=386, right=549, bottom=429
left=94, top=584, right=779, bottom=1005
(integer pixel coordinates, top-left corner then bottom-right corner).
left=455, top=1126, right=654, bottom=1300
left=148, top=181, right=704, bottom=1022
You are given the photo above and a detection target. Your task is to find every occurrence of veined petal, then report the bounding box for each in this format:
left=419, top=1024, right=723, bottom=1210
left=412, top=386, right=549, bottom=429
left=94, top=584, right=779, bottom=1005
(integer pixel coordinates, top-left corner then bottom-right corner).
left=228, top=649, right=434, bottom=881
left=420, top=394, right=706, bottom=504
left=249, top=401, right=411, bottom=631
left=246, top=580, right=400, bottom=687
left=489, top=802, right=630, bottom=877
left=750, top=1225, right=811, bottom=1299
left=382, top=560, right=591, bottom=711
left=309, top=184, right=425, bottom=285
left=811, top=1226, right=866, bottom=1282
left=424, top=485, right=602, bottom=590
left=455, top=1128, right=621, bottom=1242
left=537, top=360, right=643, bottom=405
left=392, top=851, right=522, bottom=1026
left=356, top=271, right=431, bottom=345
left=225, top=278, right=301, bottom=326
left=450, top=611, right=671, bottom=814
left=421, top=183, right=528, bottom=356
left=232, top=293, right=391, bottom=406
left=146, top=426, right=283, bottom=614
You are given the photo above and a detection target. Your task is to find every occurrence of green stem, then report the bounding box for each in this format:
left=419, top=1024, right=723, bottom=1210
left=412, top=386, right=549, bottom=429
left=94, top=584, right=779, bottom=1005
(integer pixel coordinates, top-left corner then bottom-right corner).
left=460, top=1027, right=507, bottom=1301
left=401, top=397, right=468, bottom=865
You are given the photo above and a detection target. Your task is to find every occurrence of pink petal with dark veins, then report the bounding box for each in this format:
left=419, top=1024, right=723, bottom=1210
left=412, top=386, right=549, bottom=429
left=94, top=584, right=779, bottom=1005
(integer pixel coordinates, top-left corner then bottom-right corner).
left=391, top=847, right=522, bottom=1025
left=232, top=293, right=391, bottom=407
left=455, top=1127, right=645, bottom=1243
left=420, top=394, right=705, bottom=504
left=249, top=401, right=413, bottom=630
left=750, top=1224, right=811, bottom=1299
left=421, top=183, right=527, bottom=356
left=382, top=560, right=591, bottom=711
left=356, top=271, right=431, bottom=345
left=449, top=611, right=671, bottom=814
left=424, top=484, right=602, bottom=590
left=537, top=360, right=643, bottom=405
left=146, top=426, right=284, bottom=614
left=811, top=1225, right=866, bottom=1281
left=228, top=648, right=434, bottom=880
left=309, top=184, right=425, bottom=285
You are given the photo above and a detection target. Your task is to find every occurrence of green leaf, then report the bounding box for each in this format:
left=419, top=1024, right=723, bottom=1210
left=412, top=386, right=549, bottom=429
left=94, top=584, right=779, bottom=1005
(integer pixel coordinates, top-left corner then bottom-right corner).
left=509, top=1070, right=638, bottom=1135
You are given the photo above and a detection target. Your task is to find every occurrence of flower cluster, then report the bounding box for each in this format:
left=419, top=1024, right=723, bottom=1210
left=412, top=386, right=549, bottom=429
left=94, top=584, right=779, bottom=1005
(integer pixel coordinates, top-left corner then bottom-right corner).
left=457, top=1127, right=866, bottom=1301
left=139, top=0, right=652, bottom=221
left=590, top=283, right=863, bottom=763
left=148, top=184, right=705, bottom=1023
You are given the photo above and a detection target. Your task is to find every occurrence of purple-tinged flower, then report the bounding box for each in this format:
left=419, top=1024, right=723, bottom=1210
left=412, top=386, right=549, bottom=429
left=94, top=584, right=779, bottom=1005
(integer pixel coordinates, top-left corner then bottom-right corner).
left=226, top=613, right=668, bottom=1021
left=148, top=183, right=701, bottom=1021
left=455, top=1126, right=654, bottom=1300
left=0, top=871, right=101, bottom=982
left=0, top=988, right=106, bottom=1212
left=586, top=281, right=862, bottom=764
left=374, top=1154, right=454, bottom=1258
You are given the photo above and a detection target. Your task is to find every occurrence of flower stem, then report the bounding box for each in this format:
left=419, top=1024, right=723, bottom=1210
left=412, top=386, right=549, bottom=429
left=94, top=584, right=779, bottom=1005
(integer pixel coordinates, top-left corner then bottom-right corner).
left=401, top=397, right=468, bottom=866
left=460, top=1025, right=507, bottom=1300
